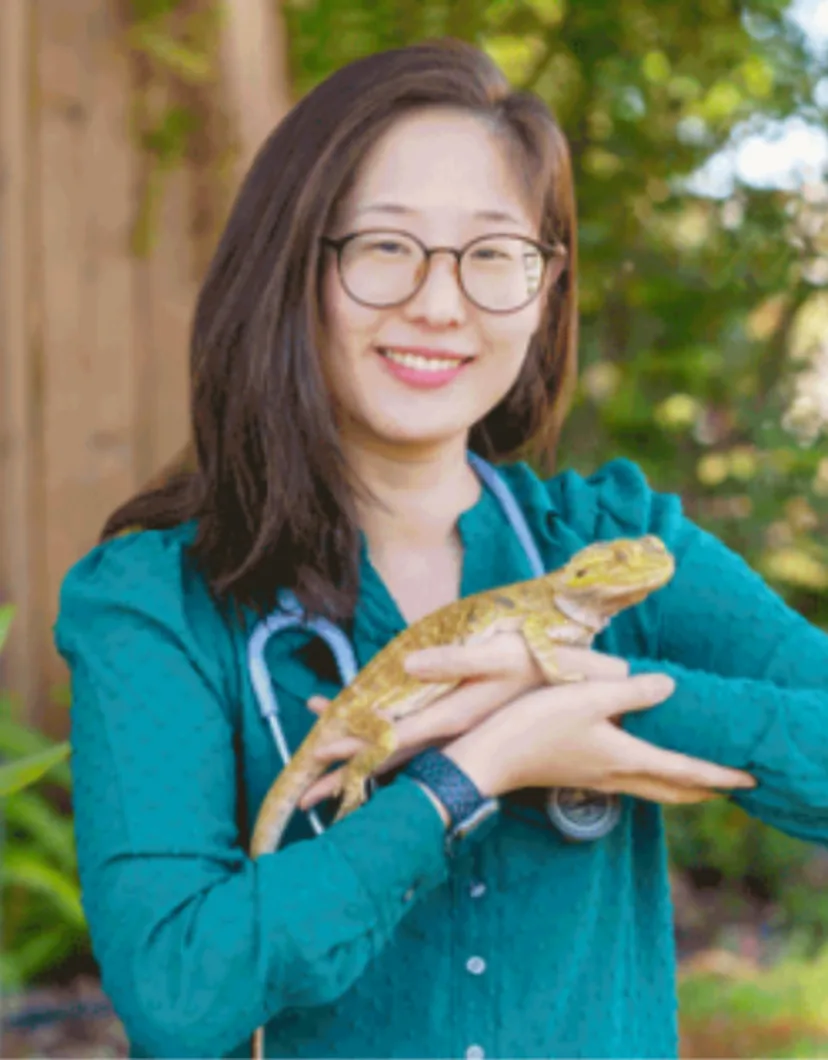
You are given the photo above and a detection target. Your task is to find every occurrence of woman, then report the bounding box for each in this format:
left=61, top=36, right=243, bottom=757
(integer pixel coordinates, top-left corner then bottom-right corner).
left=54, top=39, right=828, bottom=1060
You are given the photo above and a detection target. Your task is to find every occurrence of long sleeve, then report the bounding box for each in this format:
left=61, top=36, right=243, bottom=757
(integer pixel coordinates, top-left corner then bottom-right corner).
left=54, top=529, right=449, bottom=1059
left=535, top=457, right=828, bottom=847
left=621, top=488, right=828, bottom=844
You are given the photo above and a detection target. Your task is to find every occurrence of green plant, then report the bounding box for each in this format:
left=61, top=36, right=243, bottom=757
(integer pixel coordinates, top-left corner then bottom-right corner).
left=0, top=605, right=88, bottom=989
left=0, top=607, right=70, bottom=796
left=679, top=944, right=828, bottom=1057
left=666, top=799, right=828, bottom=948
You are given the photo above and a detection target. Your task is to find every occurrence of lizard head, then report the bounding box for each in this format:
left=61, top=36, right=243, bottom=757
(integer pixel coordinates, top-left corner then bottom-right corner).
left=550, top=535, right=675, bottom=622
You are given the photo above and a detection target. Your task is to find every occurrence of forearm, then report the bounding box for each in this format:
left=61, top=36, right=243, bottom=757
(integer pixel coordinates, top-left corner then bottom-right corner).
left=625, top=657, right=828, bottom=844
left=79, top=775, right=448, bottom=1058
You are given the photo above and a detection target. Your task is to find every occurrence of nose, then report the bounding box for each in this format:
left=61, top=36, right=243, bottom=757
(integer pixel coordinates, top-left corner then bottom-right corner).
left=402, top=250, right=467, bottom=327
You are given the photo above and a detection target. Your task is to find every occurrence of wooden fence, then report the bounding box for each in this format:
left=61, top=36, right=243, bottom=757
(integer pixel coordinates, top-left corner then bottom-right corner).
left=0, top=0, right=290, bottom=735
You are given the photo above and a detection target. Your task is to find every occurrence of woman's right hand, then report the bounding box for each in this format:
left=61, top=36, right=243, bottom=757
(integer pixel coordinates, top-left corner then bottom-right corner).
left=444, top=672, right=758, bottom=806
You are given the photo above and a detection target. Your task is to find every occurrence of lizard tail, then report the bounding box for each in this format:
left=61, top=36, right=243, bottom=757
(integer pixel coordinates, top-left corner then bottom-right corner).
left=248, top=732, right=333, bottom=1058
left=249, top=733, right=329, bottom=858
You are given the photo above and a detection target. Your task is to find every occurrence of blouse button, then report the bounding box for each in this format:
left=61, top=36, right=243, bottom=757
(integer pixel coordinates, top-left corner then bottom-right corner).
left=466, top=1046, right=485, bottom=1059
left=469, top=881, right=486, bottom=898
left=466, top=955, right=487, bottom=975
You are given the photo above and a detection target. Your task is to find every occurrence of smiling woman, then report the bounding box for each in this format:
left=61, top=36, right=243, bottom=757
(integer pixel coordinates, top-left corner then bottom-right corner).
left=53, top=38, right=828, bottom=1060
left=319, top=107, right=565, bottom=479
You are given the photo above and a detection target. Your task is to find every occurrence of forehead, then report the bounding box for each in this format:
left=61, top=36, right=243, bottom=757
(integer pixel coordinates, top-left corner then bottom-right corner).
left=343, top=108, right=536, bottom=229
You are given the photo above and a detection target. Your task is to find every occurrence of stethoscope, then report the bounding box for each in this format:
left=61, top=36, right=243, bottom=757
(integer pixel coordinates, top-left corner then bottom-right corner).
left=247, top=452, right=621, bottom=843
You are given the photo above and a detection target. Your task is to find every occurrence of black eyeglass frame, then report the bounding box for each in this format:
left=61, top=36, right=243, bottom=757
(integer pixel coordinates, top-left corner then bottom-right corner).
left=321, top=228, right=568, bottom=315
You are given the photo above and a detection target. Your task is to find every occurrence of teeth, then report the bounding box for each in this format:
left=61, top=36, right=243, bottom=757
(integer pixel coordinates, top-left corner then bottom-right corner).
left=383, top=349, right=465, bottom=372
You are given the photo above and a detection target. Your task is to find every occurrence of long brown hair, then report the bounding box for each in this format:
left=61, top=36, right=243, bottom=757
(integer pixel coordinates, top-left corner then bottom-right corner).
left=101, top=39, right=579, bottom=625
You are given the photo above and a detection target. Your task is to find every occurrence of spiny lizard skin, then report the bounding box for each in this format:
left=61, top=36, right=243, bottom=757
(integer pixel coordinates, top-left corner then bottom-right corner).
left=249, top=535, right=675, bottom=858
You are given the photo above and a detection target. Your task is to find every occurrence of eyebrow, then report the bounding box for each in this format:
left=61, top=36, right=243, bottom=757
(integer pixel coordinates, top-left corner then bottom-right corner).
left=354, top=202, right=525, bottom=225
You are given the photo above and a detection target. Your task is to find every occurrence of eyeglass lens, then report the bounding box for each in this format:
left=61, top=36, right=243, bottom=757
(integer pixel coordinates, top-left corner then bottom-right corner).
left=338, top=232, right=557, bottom=311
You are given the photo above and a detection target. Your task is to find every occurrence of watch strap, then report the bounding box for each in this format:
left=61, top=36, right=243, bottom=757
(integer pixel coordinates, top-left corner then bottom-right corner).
left=403, top=749, right=500, bottom=856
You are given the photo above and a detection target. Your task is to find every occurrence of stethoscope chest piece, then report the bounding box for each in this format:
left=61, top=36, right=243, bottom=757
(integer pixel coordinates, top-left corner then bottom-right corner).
left=545, top=787, right=621, bottom=841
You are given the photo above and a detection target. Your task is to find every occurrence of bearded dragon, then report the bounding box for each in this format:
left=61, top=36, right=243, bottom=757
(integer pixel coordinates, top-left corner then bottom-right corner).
left=248, top=534, right=674, bottom=1059
left=249, top=535, right=675, bottom=858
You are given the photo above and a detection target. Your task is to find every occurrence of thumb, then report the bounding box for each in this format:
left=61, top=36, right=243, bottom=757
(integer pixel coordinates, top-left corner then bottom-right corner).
left=306, top=695, right=331, bottom=714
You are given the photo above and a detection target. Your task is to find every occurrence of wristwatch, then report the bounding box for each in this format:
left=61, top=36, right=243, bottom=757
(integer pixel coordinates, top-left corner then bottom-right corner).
left=403, top=748, right=500, bottom=857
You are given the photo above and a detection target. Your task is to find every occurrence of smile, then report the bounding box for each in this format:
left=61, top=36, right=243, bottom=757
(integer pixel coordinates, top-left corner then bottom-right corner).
left=376, top=347, right=474, bottom=390
left=381, top=348, right=470, bottom=372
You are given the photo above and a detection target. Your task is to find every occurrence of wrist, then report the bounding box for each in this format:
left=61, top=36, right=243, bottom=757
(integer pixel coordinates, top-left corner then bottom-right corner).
left=442, top=740, right=500, bottom=799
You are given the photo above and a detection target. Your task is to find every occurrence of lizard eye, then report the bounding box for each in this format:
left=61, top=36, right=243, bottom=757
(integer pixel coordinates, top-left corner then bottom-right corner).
left=575, top=568, right=588, bottom=578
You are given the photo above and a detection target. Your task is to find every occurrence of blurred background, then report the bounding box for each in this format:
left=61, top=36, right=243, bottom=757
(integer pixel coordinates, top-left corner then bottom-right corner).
left=2, top=0, right=828, bottom=1055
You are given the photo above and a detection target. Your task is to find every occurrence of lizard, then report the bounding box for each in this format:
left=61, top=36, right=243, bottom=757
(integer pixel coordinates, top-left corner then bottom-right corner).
left=249, top=534, right=675, bottom=859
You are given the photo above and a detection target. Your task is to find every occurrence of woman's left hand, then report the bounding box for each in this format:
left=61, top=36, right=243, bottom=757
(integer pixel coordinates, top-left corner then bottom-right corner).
left=298, top=633, right=629, bottom=810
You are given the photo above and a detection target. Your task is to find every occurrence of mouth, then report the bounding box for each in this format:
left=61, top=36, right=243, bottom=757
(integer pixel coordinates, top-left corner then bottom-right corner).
left=376, top=347, right=474, bottom=389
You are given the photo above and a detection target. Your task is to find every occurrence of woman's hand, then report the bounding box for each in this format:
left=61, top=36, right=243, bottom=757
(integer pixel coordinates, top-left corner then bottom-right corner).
left=298, top=636, right=630, bottom=810
left=445, top=673, right=757, bottom=805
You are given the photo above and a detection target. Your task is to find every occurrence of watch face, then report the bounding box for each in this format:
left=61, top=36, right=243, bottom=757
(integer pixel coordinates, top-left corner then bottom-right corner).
left=545, top=788, right=621, bottom=841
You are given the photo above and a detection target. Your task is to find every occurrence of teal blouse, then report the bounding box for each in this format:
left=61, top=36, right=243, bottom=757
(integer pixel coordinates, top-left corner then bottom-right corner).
left=53, top=458, right=828, bottom=1059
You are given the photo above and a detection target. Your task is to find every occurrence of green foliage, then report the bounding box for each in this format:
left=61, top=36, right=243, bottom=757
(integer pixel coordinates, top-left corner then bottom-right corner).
left=679, top=944, right=828, bottom=1056
left=0, top=606, right=88, bottom=988
left=0, top=742, right=71, bottom=798
left=127, top=0, right=223, bottom=256
left=666, top=800, right=828, bottom=943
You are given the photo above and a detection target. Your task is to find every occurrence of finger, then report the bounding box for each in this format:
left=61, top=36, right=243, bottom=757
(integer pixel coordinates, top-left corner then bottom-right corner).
left=404, top=633, right=534, bottom=680
left=395, top=674, right=528, bottom=745
left=313, top=736, right=366, bottom=763
left=553, top=646, right=629, bottom=681
left=608, top=728, right=757, bottom=791
left=617, top=776, right=727, bottom=805
left=306, top=696, right=331, bottom=714
left=299, top=767, right=344, bottom=809
left=586, top=673, right=676, bottom=715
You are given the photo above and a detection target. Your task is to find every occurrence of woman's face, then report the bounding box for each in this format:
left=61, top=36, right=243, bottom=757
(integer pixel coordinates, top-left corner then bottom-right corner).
left=320, top=108, right=549, bottom=460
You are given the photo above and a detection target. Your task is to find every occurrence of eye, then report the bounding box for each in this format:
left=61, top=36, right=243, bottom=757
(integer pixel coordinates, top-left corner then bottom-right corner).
left=471, top=246, right=509, bottom=261
left=575, top=568, right=588, bottom=578
left=373, top=240, right=410, bottom=256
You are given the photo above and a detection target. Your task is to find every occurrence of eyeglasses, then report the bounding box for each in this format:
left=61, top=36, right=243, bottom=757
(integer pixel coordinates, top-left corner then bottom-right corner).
left=321, top=228, right=567, bottom=314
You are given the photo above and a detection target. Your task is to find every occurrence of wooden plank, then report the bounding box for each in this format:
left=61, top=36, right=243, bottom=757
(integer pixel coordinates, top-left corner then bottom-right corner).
left=0, top=0, right=36, bottom=714
left=39, top=0, right=138, bottom=735
left=146, top=165, right=196, bottom=473
left=219, top=0, right=292, bottom=176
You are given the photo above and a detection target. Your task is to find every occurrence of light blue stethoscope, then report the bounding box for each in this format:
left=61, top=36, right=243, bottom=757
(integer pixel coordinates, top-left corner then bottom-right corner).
left=247, top=452, right=621, bottom=843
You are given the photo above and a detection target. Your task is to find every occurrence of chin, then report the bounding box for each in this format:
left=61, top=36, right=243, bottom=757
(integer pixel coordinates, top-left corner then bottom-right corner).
left=364, top=415, right=472, bottom=451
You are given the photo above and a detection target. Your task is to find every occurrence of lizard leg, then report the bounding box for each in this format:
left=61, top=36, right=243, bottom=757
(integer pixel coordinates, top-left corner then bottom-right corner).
left=521, top=614, right=585, bottom=685
left=331, top=711, right=399, bottom=822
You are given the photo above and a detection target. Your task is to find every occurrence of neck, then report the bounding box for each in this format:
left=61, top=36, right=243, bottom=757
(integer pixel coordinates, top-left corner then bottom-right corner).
left=341, top=433, right=481, bottom=552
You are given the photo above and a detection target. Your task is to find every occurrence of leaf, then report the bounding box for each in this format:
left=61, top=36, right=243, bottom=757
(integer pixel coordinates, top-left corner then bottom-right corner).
left=2, top=849, right=85, bottom=927
left=0, top=927, right=79, bottom=989
left=128, top=24, right=214, bottom=83
left=0, top=702, right=72, bottom=789
left=5, top=790, right=77, bottom=872
left=0, top=743, right=71, bottom=797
